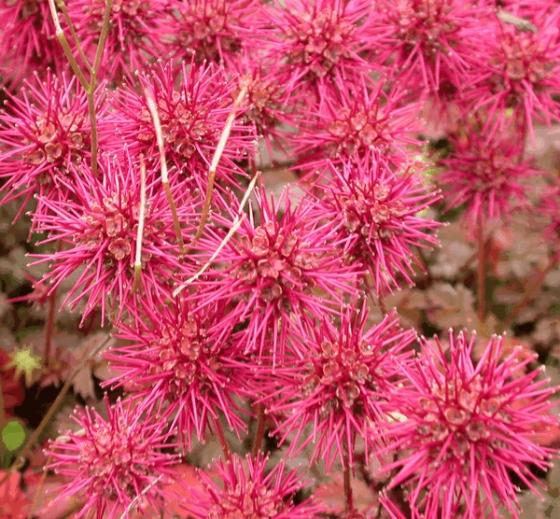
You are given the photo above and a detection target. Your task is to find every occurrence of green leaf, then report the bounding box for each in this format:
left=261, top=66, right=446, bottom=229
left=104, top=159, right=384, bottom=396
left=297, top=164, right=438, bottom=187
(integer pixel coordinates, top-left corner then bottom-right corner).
left=2, top=421, right=26, bottom=452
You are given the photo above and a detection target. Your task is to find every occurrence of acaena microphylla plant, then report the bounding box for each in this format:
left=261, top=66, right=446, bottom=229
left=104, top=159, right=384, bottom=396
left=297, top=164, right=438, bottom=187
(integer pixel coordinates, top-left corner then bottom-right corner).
left=0, top=71, right=104, bottom=221
left=370, top=0, right=492, bottom=96
left=167, top=0, right=263, bottom=67
left=260, top=0, right=377, bottom=100
left=45, top=397, right=179, bottom=519
left=0, top=0, right=62, bottom=81
left=70, top=0, right=169, bottom=81
left=315, top=157, right=441, bottom=294
left=192, top=187, right=360, bottom=364
left=466, top=10, right=560, bottom=137
left=106, top=296, right=252, bottom=449
left=30, top=157, right=196, bottom=324
left=183, top=453, right=322, bottom=518
left=381, top=331, right=559, bottom=519
left=108, top=60, right=255, bottom=193
left=437, top=127, right=535, bottom=230
left=292, top=78, right=418, bottom=176
left=257, top=305, right=416, bottom=471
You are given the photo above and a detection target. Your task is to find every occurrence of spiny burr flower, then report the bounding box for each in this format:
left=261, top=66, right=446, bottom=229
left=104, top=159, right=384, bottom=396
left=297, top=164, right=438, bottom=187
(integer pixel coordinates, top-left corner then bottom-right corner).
left=167, top=0, right=262, bottom=67
left=371, top=0, right=491, bottom=95
left=184, top=454, right=322, bottom=518
left=108, top=60, right=254, bottom=193
left=467, top=10, right=560, bottom=136
left=259, top=306, right=415, bottom=471
left=261, top=0, right=376, bottom=99
left=0, top=71, right=102, bottom=220
left=315, top=157, right=441, bottom=294
left=31, top=157, right=196, bottom=324
left=438, top=129, right=534, bottom=228
left=70, top=0, right=169, bottom=81
left=106, top=297, right=251, bottom=448
left=292, top=78, right=418, bottom=176
left=192, top=187, right=359, bottom=363
left=0, top=0, right=61, bottom=80
left=45, top=397, right=179, bottom=519
left=381, top=331, right=559, bottom=519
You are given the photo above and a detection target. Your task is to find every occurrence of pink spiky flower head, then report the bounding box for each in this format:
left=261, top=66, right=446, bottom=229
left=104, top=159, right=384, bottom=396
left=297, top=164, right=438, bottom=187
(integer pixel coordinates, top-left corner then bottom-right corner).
left=0, top=71, right=103, bottom=220
left=167, top=0, right=263, bottom=67
left=45, top=397, right=179, bottom=519
left=259, top=306, right=415, bottom=471
left=0, top=0, right=62, bottom=81
left=31, top=156, right=195, bottom=324
left=70, top=0, right=169, bottom=81
left=316, top=156, right=441, bottom=294
left=261, top=0, right=376, bottom=99
left=382, top=331, right=559, bottom=519
left=371, top=0, right=492, bottom=96
left=108, top=60, right=254, bottom=194
left=184, top=454, right=322, bottom=518
left=467, top=8, right=560, bottom=137
left=438, top=128, right=535, bottom=229
left=192, top=186, right=358, bottom=363
left=106, top=296, right=252, bottom=448
left=292, top=77, right=418, bottom=175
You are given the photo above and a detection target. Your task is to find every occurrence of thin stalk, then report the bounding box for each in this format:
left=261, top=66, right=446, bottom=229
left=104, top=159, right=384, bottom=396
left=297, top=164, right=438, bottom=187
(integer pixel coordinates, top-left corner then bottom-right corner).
left=12, top=336, right=112, bottom=469
left=47, top=0, right=89, bottom=91
left=343, top=443, right=355, bottom=514
left=133, top=155, right=147, bottom=293
left=48, top=0, right=112, bottom=177
left=87, top=0, right=112, bottom=176
left=43, top=290, right=57, bottom=366
left=251, top=403, right=266, bottom=456
left=213, top=417, right=232, bottom=462
left=86, top=90, right=99, bottom=176
left=173, top=172, right=260, bottom=296
left=194, top=84, right=248, bottom=242
left=144, top=90, right=185, bottom=255
left=57, top=1, right=92, bottom=75
left=93, top=0, right=113, bottom=75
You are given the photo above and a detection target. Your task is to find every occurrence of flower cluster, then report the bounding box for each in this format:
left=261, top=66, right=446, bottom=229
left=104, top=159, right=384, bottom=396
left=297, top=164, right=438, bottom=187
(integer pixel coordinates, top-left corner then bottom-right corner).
left=45, top=397, right=178, bottom=518
left=259, top=306, right=416, bottom=469
left=1, top=0, right=558, bottom=517
left=382, top=332, right=558, bottom=518
left=185, top=454, right=321, bottom=518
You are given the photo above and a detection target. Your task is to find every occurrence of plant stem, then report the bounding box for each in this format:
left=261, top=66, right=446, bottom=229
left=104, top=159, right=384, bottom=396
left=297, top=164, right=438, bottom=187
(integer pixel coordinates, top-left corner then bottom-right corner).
left=48, top=0, right=89, bottom=91
left=213, top=417, right=232, bottom=462
left=476, top=214, right=486, bottom=322
left=93, top=0, right=113, bottom=75
left=195, top=84, right=248, bottom=242
left=43, top=289, right=57, bottom=366
left=173, top=172, right=260, bottom=296
left=144, top=90, right=186, bottom=255
left=48, top=0, right=112, bottom=178
left=343, top=443, right=355, bottom=514
left=86, top=90, right=99, bottom=176
left=251, top=403, right=266, bottom=456
left=133, top=155, right=147, bottom=293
